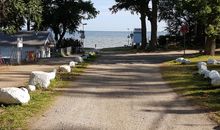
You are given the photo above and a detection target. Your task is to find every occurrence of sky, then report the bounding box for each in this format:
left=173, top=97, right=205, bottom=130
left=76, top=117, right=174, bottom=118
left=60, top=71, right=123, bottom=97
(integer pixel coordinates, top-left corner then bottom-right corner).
left=82, top=0, right=167, bottom=32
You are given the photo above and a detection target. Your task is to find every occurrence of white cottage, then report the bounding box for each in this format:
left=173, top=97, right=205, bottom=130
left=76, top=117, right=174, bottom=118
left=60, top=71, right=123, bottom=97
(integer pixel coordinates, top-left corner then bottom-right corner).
left=0, top=31, right=55, bottom=64
left=132, top=28, right=142, bottom=47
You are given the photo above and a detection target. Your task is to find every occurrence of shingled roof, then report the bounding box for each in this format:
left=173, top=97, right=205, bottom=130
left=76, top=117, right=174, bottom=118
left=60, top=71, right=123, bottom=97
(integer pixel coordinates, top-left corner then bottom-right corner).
left=0, top=31, right=55, bottom=46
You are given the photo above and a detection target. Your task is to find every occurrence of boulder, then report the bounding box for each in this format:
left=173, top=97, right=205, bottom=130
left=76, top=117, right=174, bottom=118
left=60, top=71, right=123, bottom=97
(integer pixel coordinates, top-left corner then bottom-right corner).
left=203, top=70, right=211, bottom=78
left=29, top=71, right=51, bottom=89
left=175, top=57, right=184, bottom=63
left=211, top=77, right=220, bottom=86
left=27, top=85, right=36, bottom=92
left=0, top=87, right=30, bottom=104
left=69, top=61, right=76, bottom=68
left=182, top=59, right=191, bottom=64
left=59, top=65, right=71, bottom=73
left=175, top=57, right=190, bottom=64
left=208, top=70, right=220, bottom=80
left=74, top=56, right=84, bottom=63
left=197, top=62, right=207, bottom=69
left=200, top=65, right=208, bottom=71
left=198, top=69, right=207, bottom=75
left=207, top=59, right=218, bottom=65
left=48, top=69, right=56, bottom=80
left=198, top=65, right=208, bottom=75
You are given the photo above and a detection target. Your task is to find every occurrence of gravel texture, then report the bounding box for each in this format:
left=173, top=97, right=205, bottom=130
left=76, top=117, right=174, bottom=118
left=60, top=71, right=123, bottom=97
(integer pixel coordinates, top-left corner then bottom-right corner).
left=30, top=51, right=217, bottom=130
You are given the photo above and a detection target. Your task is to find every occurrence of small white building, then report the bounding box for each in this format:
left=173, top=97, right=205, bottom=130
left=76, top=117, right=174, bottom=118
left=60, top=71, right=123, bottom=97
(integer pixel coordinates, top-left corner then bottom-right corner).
left=0, top=31, right=55, bottom=63
left=132, top=28, right=142, bottom=46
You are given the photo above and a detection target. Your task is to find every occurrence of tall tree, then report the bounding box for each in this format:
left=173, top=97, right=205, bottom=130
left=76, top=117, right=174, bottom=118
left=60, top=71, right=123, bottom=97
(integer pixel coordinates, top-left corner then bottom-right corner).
left=41, top=0, right=98, bottom=49
left=24, top=0, right=43, bottom=31
left=0, top=0, right=42, bottom=33
left=159, top=0, right=197, bottom=34
left=159, top=0, right=220, bottom=55
left=0, top=0, right=26, bottom=34
left=148, top=0, right=159, bottom=49
left=110, top=0, right=151, bottom=50
left=197, top=0, right=220, bottom=55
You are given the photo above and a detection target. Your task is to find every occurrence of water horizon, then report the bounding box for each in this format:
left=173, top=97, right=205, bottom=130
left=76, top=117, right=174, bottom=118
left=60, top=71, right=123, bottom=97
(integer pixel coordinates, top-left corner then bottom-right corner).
left=65, top=31, right=167, bottom=49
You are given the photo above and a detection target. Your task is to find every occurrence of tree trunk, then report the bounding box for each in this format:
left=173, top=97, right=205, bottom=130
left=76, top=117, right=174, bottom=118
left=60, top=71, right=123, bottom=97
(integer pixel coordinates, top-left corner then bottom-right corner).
left=58, top=29, right=66, bottom=44
left=205, top=36, right=216, bottom=56
left=56, top=26, right=67, bottom=54
left=27, top=19, right=31, bottom=31
left=196, top=22, right=206, bottom=52
left=150, top=0, right=158, bottom=50
left=140, top=14, right=147, bottom=50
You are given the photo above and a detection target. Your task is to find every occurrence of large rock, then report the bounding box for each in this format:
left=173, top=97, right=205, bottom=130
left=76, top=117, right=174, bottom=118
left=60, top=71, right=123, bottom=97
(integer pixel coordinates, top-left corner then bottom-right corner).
left=27, top=85, right=36, bottom=92
left=208, top=70, right=220, bottom=80
left=203, top=70, right=211, bottom=78
left=182, top=59, right=191, bottom=64
left=175, top=57, right=184, bottom=63
left=29, top=71, right=51, bottom=89
left=211, top=78, right=220, bottom=86
left=59, top=65, right=71, bottom=73
left=47, top=69, right=56, bottom=80
left=175, top=57, right=190, bottom=64
left=198, top=69, right=206, bottom=75
left=200, top=65, right=207, bottom=71
left=198, top=65, right=208, bottom=75
left=197, top=62, right=207, bottom=69
left=74, top=56, right=84, bottom=63
left=207, top=59, right=218, bottom=65
left=69, top=61, right=76, bottom=68
left=0, top=87, right=30, bottom=104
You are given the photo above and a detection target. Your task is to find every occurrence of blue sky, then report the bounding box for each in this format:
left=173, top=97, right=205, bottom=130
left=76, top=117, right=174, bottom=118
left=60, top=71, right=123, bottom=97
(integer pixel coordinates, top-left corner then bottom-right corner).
left=82, top=0, right=167, bottom=32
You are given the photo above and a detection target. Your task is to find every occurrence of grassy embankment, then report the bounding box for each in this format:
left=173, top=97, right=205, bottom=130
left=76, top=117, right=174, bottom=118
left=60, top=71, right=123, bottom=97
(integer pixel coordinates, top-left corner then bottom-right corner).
left=0, top=55, right=98, bottom=130
left=161, top=54, right=220, bottom=123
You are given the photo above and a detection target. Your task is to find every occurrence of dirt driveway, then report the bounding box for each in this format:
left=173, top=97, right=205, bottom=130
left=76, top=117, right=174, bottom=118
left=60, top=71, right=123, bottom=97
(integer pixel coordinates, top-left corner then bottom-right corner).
left=30, top=50, right=218, bottom=130
left=0, top=57, right=77, bottom=88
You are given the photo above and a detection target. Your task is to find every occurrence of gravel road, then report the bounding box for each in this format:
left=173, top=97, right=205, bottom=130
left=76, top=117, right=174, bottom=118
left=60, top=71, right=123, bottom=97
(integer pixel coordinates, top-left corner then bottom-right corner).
left=30, top=51, right=218, bottom=130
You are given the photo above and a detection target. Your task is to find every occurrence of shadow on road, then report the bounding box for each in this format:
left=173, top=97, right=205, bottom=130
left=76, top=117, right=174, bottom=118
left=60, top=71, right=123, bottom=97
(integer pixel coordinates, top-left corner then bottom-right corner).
left=54, top=50, right=217, bottom=129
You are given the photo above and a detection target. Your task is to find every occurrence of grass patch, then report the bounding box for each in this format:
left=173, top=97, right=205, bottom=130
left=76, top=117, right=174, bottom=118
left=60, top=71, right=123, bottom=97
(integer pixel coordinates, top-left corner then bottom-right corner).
left=161, top=54, right=220, bottom=123
left=0, top=83, right=60, bottom=129
left=57, top=55, right=98, bottom=82
left=0, top=55, right=98, bottom=129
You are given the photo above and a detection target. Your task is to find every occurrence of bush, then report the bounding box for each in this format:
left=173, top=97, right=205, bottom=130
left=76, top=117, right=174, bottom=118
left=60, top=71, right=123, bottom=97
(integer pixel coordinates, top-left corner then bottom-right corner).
left=158, top=35, right=183, bottom=49
left=60, top=38, right=82, bottom=48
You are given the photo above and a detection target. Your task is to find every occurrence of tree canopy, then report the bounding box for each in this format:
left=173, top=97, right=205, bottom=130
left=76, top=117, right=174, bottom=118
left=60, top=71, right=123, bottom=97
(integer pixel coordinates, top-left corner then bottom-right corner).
left=110, top=0, right=159, bottom=50
left=110, top=0, right=151, bottom=49
left=0, top=0, right=42, bottom=34
left=159, top=0, right=220, bottom=55
left=40, top=0, right=98, bottom=48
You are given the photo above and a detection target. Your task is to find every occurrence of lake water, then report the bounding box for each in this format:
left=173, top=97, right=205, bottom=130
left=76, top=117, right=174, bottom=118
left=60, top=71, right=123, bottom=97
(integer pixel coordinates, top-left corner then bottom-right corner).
left=66, top=31, right=167, bottom=49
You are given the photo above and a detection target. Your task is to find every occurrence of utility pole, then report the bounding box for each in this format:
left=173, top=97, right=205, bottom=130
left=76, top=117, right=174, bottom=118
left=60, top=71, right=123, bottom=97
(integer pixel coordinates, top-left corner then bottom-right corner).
left=81, top=23, right=87, bottom=48
left=127, top=28, right=130, bottom=46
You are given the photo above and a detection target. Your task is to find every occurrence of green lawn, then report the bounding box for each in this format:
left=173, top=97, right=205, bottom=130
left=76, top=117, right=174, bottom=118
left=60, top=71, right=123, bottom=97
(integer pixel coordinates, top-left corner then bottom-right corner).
left=161, top=54, right=220, bottom=123
left=0, top=82, right=61, bottom=130
left=0, top=55, right=98, bottom=130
